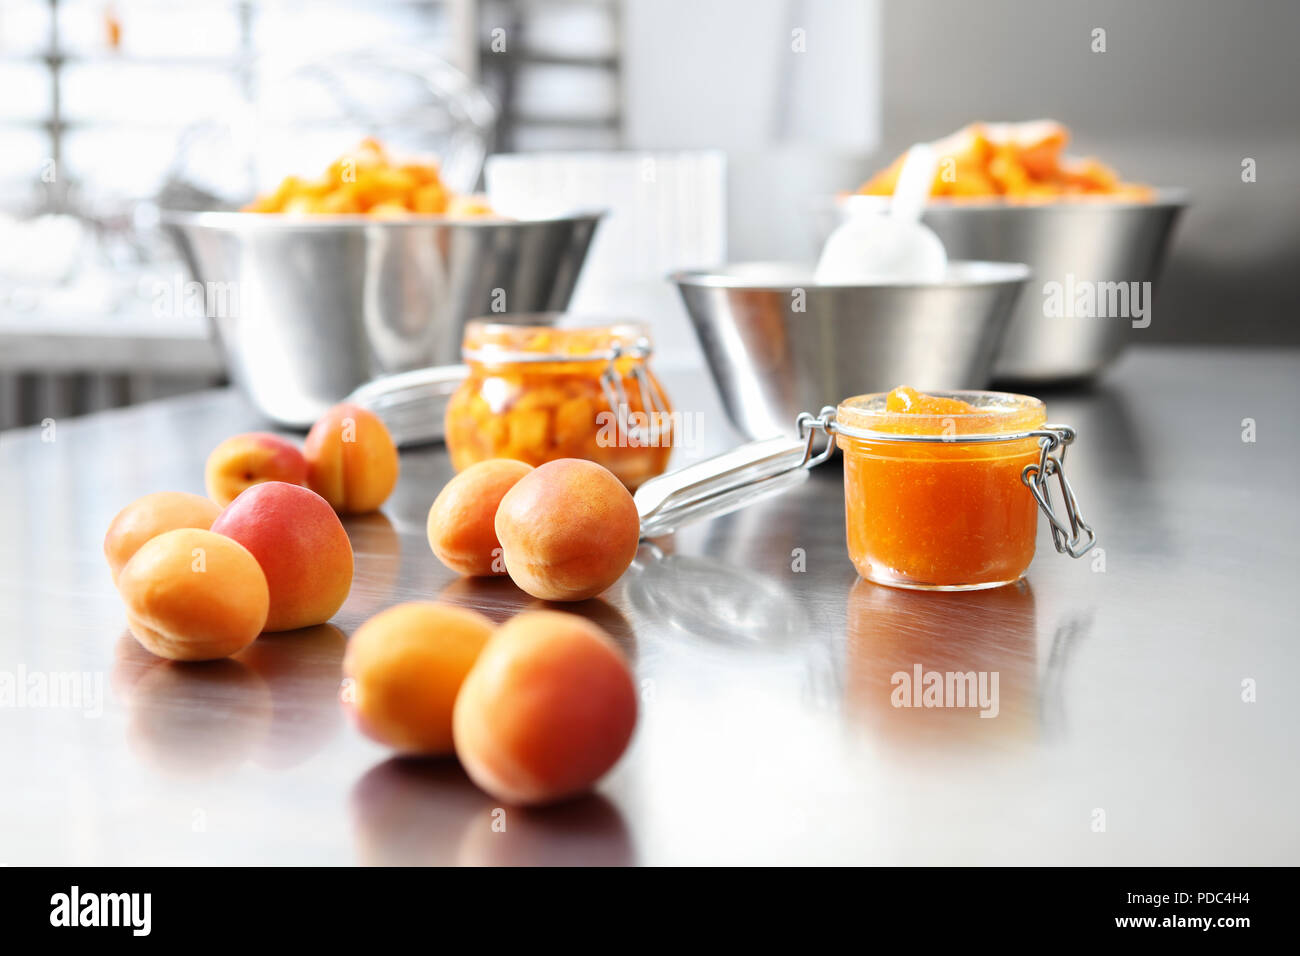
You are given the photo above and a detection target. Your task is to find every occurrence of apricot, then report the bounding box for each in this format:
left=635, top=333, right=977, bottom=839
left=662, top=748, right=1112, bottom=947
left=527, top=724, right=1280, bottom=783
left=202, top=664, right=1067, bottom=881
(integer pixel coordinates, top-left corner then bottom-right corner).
left=204, top=432, right=307, bottom=507
left=304, top=403, right=400, bottom=514
left=117, top=528, right=269, bottom=661
left=210, top=481, right=353, bottom=632
left=104, top=491, right=222, bottom=584
left=453, top=610, right=637, bottom=805
left=494, top=459, right=640, bottom=601
left=342, top=602, right=494, bottom=755
left=427, top=459, right=533, bottom=576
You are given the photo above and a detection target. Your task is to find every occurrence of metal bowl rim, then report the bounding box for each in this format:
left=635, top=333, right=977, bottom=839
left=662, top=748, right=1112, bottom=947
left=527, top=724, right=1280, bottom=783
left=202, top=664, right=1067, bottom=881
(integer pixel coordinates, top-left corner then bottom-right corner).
left=671, top=259, right=1032, bottom=291
left=837, top=186, right=1189, bottom=213
left=159, top=208, right=608, bottom=231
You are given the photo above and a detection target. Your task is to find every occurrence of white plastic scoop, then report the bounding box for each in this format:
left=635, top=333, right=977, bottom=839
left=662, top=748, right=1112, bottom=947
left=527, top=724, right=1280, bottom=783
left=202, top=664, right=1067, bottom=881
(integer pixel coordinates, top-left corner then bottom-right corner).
left=815, top=142, right=948, bottom=284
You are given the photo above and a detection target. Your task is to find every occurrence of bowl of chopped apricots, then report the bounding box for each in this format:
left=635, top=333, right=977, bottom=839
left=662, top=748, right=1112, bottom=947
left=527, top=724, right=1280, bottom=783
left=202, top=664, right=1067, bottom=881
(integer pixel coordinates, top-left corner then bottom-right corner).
left=843, top=121, right=1187, bottom=382
left=163, top=138, right=605, bottom=428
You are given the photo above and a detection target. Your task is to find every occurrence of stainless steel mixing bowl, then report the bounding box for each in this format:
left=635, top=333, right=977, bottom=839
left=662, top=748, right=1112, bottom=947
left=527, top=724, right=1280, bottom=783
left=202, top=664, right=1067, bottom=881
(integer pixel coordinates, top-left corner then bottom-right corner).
left=163, top=210, right=603, bottom=426
left=673, top=261, right=1031, bottom=441
left=840, top=191, right=1187, bottom=382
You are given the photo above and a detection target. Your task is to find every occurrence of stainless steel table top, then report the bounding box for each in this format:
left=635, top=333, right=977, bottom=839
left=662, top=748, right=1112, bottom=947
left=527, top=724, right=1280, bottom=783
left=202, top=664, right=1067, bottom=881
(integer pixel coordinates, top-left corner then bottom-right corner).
left=1, top=346, right=1296, bottom=865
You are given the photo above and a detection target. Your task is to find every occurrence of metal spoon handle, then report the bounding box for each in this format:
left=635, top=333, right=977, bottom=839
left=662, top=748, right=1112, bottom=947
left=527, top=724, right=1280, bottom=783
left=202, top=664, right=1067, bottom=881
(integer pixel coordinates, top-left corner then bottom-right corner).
left=635, top=438, right=809, bottom=538
left=346, top=364, right=468, bottom=446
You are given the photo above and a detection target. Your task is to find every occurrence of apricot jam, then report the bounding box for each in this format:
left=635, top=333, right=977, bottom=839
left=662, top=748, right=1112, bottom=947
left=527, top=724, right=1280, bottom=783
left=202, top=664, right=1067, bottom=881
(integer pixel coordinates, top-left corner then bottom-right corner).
left=444, top=322, right=673, bottom=489
left=835, top=387, right=1048, bottom=590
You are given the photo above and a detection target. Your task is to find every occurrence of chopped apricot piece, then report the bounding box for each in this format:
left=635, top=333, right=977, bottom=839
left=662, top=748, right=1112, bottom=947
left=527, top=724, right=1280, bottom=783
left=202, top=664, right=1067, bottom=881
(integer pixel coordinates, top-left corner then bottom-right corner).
left=885, top=386, right=979, bottom=416
left=242, top=140, right=493, bottom=218
left=858, top=121, right=1153, bottom=202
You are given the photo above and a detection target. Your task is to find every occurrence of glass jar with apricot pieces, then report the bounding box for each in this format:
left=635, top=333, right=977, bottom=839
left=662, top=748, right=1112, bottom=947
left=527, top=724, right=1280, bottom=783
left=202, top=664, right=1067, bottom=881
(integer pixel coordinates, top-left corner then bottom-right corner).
left=444, top=321, right=673, bottom=490
left=835, top=387, right=1051, bottom=591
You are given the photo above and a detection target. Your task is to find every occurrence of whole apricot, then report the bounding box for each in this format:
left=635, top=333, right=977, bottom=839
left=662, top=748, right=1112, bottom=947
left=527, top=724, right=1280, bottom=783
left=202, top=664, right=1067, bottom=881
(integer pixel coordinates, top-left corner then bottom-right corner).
left=117, top=528, right=269, bottom=661
left=343, top=602, right=494, bottom=755
left=304, top=403, right=400, bottom=514
left=104, top=491, right=222, bottom=584
left=427, top=459, right=533, bottom=576
left=453, top=610, right=637, bottom=805
left=205, top=432, right=308, bottom=507
left=210, top=481, right=353, bottom=631
left=493, top=459, right=640, bottom=601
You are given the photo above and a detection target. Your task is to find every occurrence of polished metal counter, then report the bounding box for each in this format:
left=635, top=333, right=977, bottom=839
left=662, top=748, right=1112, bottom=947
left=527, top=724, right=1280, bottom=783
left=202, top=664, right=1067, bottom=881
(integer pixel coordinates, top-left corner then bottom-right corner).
left=0, top=346, right=1296, bottom=865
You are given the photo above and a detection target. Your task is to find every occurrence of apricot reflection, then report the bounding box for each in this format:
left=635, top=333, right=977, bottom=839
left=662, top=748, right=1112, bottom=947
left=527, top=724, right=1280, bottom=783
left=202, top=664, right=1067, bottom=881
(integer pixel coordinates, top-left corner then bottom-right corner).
left=437, top=576, right=639, bottom=659
left=351, top=758, right=489, bottom=866
left=437, top=574, right=531, bottom=625
left=113, top=623, right=347, bottom=775
left=114, top=631, right=271, bottom=777
left=626, top=544, right=808, bottom=649
left=235, top=623, right=347, bottom=769
left=845, top=578, right=1039, bottom=754
left=525, top=596, right=638, bottom=661
left=350, top=757, right=634, bottom=866
left=340, top=512, right=403, bottom=616
left=456, top=794, right=634, bottom=867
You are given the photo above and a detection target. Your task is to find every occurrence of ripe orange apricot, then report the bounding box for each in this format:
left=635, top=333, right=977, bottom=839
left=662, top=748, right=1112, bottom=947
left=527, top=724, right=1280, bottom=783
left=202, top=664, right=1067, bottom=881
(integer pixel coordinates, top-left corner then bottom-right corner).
left=117, top=528, right=269, bottom=661
left=493, top=458, right=640, bottom=601
left=304, top=403, right=400, bottom=514
left=342, top=602, right=495, bottom=755
left=204, top=432, right=308, bottom=507
left=210, top=481, right=353, bottom=632
left=453, top=610, right=637, bottom=805
left=427, top=459, right=533, bottom=576
left=104, top=491, right=222, bottom=584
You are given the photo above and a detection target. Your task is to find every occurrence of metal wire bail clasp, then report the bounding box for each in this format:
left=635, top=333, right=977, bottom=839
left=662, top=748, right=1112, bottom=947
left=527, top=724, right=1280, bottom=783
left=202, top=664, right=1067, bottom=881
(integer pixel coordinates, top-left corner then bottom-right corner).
left=795, top=406, right=838, bottom=468
left=1021, top=425, right=1097, bottom=559
left=598, top=337, right=669, bottom=446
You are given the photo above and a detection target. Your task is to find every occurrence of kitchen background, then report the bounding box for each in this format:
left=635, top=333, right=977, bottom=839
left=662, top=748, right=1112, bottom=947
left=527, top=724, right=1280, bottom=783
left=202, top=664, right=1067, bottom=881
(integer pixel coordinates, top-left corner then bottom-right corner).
left=1, top=0, right=1297, bottom=430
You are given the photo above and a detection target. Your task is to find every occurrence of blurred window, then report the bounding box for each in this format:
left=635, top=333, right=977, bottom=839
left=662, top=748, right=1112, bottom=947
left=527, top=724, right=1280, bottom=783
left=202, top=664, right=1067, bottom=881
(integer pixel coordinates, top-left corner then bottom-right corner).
left=0, top=0, right=464, bottom=211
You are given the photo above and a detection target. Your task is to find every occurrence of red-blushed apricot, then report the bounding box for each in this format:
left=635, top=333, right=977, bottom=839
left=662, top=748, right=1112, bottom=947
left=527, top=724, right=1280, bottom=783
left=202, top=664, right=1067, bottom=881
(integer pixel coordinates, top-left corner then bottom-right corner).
left=427, top=459, right=533, bottom=576
left=117, top=528, right=269, bottom=661
left=493, top=458, right=640, bottom=601
left=204, top=432, right=307, bottom=507
left=304, top=403, right=399, bottom=514
left=104, top=491, right=222, bottom=584
left=342, top=602, right=495, bottom=755
left=452, top=610, right=637, bottom=805
left=210, top=481, right=353, bottom=631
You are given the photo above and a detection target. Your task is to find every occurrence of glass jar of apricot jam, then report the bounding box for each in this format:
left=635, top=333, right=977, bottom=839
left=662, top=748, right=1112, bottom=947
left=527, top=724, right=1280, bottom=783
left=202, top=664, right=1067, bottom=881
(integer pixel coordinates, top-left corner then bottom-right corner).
left=835, top=387, right=1055, bottom=590
left=444, top=321, right=673, bottom=489
left=634, top=386, right=1095, bottom=590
